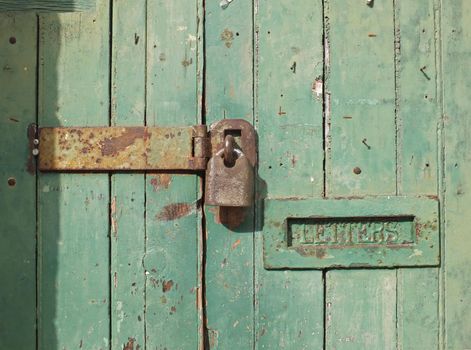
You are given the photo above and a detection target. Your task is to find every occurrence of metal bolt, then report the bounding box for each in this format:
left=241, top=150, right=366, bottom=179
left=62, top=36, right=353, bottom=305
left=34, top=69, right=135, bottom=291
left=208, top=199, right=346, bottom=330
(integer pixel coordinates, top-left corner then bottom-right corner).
left=33, top=138, right=39, bottom=145
left=32, top=148, right=39, bottom=156
left=366, top=0, right=374, bottom=6
left=353, top=166, right=362, bottom=175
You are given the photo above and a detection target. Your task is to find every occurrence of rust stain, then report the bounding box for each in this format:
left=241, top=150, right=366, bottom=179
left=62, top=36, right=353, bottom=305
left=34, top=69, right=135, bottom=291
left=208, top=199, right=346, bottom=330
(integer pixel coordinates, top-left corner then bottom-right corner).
left=182, top=57, right=193, bottom=67
left=170, top=306, right=177, bottom=314
left=368, top=32, right=377, bottom=37
left=156, top=202, right=193, bottom=221
left=278, top=106, right=287, bottom=116
left=123, top=337, right=135, bottom=350
left=221, top=28, right=234, bottom=48
left=100, top=128, right=146, bottom=157
left=218, top=207, right=247, bottom=229
left=111, top=196, right=118, bottom=238
left=113, top=272, right=117, bottom=289
left=162, top=280, right=174, bottom=293
left=150, top=174, right=172, bottom=191
left=231, top=239, right=241, bottom=250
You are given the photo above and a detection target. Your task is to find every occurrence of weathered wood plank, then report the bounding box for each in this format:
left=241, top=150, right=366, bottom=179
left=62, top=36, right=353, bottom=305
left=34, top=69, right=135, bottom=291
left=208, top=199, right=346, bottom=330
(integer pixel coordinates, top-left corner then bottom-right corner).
left=144, top=0, right=203, bottom=348
left=325, top=1, right=399, bottom=348
left=254, top=1, right=337, bottom=346
left=395, top=1, right=440, bottom=348
left=442, top=1, right=471, bottom=347
left=204, top=0, right=254, bottom=348
left=38, top=1, right=110, bottom=347
left=0, top=0, right=95, bottom=12
left=326, top=270, right=397, bottom=350
left=397, top=269, right=439, bottom=349
left=0, top=13, right=37, bottom=350
left=398, top=0, right=439, bottom=195
left=111, top=1, right=146, bottom=349
left=326, top=0, right=396, bottom=196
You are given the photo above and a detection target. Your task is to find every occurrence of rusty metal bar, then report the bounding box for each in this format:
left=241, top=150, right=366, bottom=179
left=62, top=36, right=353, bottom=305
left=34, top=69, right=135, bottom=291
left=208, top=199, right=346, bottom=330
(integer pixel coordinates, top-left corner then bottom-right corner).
left=37, top=126, right=209, bottom=171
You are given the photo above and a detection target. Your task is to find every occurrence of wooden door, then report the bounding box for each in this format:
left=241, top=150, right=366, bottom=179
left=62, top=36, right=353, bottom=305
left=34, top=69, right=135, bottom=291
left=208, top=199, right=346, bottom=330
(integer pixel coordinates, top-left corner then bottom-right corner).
left=1, top=1, right=471, bottom=349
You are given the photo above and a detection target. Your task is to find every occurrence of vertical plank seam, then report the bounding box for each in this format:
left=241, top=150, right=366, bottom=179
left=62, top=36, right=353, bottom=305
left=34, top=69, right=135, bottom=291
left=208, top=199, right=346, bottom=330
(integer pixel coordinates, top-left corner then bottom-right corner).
left=252, top=1, right=258, bottom=349
left=322, top=0, right=331, bottom=199
left=322, top=270, right=327, bottom=350
left=393, top=0, right=402, bottom=197
left=143, top=3, right=149, bottom=349
left=35, top=13, right=40, bottom=350
left=197, top=0, right=206, bottom=348
left=392, top=2, right=402, bottom=349
left=435, top=0, right=445, bottom=348
left=253, top=0, right=260, bottom=348
left=108, top=2, right=114, bottom=348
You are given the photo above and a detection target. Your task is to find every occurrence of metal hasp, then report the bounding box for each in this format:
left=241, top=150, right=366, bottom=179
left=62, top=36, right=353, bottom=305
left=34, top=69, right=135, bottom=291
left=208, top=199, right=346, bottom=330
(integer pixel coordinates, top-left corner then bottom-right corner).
left=30, top=119, right=257, bottom=208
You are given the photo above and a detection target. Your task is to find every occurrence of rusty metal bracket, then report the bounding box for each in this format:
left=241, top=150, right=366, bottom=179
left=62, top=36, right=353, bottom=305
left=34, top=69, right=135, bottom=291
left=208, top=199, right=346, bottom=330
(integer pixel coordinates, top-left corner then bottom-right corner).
left=31, top=119, right=256, bottom=173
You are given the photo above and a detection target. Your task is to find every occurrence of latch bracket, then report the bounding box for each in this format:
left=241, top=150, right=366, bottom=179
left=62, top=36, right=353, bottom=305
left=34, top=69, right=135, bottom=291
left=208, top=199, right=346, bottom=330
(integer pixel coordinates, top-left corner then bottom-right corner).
left=30, top=118, right=256, bottom=173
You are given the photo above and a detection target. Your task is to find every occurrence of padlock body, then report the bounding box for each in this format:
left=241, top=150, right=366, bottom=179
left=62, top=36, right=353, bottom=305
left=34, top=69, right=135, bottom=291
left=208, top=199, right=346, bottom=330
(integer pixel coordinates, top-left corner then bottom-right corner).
left=205, top=154, right=254, bottom=207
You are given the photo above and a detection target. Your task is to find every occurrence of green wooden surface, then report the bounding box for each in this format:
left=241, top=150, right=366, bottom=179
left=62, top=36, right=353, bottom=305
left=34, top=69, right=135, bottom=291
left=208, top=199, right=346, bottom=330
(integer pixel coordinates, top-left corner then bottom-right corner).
left=3, top=0, right=471, bottom=348
left=442, top=1, right=471, bottom=348
left=0, top=0, right=95, bottom=12
left=326, top=0, right=396, bottom=196
left=204, top=0, right=254, bottom=348
left=326, top=270, right=397, bottom=349
left=144, top=0, right=203, bottom=348
left=38, top=1, right=110, bottom=348
left=111, top=1, right=146, bottom=349
left=0, top=12, right=37, bottom=350
left=264, top=197, right=439, bottom=269
left=255, top=1, right=325, bottom=348
left=325, top=0, right=441, bottom=348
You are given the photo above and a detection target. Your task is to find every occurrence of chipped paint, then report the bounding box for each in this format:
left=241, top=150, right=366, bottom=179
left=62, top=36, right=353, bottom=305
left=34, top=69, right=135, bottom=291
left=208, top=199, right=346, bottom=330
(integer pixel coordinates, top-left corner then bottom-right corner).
left=156, top=203, right=193, bottom=221
left=149, top=174, right=172, bottom=191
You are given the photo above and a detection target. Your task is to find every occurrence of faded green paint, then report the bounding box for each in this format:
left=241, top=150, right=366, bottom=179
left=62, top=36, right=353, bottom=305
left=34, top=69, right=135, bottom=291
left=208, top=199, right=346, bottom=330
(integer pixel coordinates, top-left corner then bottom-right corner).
left=1, top=0, right=471, bottom=349
left=111, top=1, right=146, bottom=349
left=204, top=0, right=255, bottom=348
left=38, top=2, right=110, bottom=348
left=442, top=1, right=471, bottom=348
left=264, top=197, right=439, bottom=269
left=0, top=0, right=95, bottom=12
left=0, top=12, right=37, bottom=350
left=144, top=0, right=203, bottom=348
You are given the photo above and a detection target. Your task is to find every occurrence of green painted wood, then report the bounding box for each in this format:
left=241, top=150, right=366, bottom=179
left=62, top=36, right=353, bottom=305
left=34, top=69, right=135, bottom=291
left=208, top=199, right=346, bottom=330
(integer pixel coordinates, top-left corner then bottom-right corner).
left=442, top=1, right=471, bottom=347
left=325, top=1, right=399, bottom=348
left=38, top=1, right=111, bottom=348
left=254, top=1, right=325, bottom=348
left=204, top=0, right=254, bottom=348
left=110, top=1, right=146, bottom=349
left=0, top=13, right=37, bottom=350
left=395, top=1, right=440, bottom=348
left=326, top=0, right=396, bottom=196
left=396, top=268, right=439, bottom=349
left=398, top=0, right=439, bottom=196
left=0, top=0, right=95, bottom=12
left=326, top=270, right=397, bottom=349
left=264, top=197, right=439, bottom=269
left=144, top=0, right=203, bottom=348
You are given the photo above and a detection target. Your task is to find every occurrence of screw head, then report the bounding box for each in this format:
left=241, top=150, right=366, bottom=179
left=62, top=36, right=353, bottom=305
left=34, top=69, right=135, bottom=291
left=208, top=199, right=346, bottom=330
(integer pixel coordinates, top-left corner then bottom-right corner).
left=353, top=166, right=362, bottom=175
left=32, top=149, right=39, bottom=156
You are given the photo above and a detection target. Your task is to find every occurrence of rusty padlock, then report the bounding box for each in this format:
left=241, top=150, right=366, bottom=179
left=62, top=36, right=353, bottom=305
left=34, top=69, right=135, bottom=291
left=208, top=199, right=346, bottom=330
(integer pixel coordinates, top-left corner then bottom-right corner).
left=205, top=135, right=254, bottom=207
